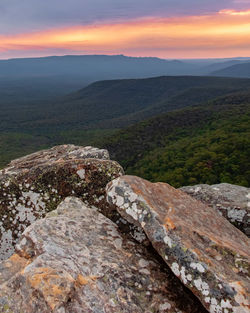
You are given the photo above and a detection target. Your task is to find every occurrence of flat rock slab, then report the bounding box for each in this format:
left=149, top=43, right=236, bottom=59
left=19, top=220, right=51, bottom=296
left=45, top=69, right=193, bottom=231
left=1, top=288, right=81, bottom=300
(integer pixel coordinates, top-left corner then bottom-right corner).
left=0, top=145, right=123, bottom=260
left=0, top=197, right=207, bottom=313
left=107, top=175, right=250, bottom=313
left=4, top=144, right=110, bottom=172
left=180, top=183, right=250, bottom=236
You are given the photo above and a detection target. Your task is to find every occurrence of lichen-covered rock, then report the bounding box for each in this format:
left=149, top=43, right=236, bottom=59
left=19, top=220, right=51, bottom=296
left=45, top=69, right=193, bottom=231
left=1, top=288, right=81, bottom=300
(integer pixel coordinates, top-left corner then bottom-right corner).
left=107, top=176, right=250, bottom=313
left=180, top=183, right=250, bottom=236
left=5, top=145, right=110, bottom=172
left=0, top=197, right=207, bottom=313
left=0, top=145, right=123, bottom=260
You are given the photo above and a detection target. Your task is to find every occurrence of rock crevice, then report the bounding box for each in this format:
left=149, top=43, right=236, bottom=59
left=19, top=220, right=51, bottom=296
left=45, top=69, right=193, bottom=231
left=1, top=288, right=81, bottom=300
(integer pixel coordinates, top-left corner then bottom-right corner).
left=107, top=175, right=250, bottom=313
left=0, top=145, right=249, bottom=313
left=0, top=145, right=123, bottom=260
left=0, top=197, right=207, bottom=313
left=180, top=183, right=250, bottom=236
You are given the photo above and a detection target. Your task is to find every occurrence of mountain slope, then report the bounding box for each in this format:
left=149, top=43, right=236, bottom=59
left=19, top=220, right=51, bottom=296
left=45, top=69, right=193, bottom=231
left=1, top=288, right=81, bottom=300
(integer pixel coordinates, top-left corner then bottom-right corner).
left=0, top=55, right=249, bottom=106
left=199, top=60, right=244, bottom=74
left=0, top=55, right=200, bottom=106
left=101, top=92, right=250, bottom=187
left=14, top=75, right=250, bottom=132
left=1, top=76, right=250, bottom=175
left=0, top=55, right=195, bottom=78
left=211, top=62, right=250, bottom=78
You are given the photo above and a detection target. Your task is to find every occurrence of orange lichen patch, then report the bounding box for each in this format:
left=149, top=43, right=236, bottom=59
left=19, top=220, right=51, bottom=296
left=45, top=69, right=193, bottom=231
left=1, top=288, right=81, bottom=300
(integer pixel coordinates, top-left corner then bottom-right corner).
left=124, top=252, right=133, bottom=258
left=205, top=247, right=222, bottom=262
left=189, top=248, right=203, bottom=258
left=75, top=274, right=98, bottom=287
left=6, top=253, right=29, bottom=266
left=230, top=281, right=250, bottom=307
left=76, top=274, right=89, bottom=286
left=204, top=258, right=213, bottom=266
left=27, top=267, right=75, bottom=310
left=17, top=248, right=34, bottom=259
left=5, top=253, right=31, bottom=275
left=28, top=267, right=74, bottom=288
left=164, top=217, right=176, bottom=230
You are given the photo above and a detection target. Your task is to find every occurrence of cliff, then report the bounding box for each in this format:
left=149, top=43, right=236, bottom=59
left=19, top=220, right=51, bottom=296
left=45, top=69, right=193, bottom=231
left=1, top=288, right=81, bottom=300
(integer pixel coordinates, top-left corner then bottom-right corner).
left=0, top=145, right=249, bottom=313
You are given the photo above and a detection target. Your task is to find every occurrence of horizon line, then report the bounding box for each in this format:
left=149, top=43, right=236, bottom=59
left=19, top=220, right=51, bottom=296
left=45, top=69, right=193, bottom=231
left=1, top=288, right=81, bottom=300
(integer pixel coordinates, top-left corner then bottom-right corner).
left=1, top=53, right=250, bottom=62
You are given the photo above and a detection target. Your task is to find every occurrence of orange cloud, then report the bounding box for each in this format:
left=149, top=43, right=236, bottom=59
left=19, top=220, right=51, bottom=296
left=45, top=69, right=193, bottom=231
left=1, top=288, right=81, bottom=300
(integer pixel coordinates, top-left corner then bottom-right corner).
left=1, top=10, right=250, bottom=59
left=219, top=9, right=250, bottom=16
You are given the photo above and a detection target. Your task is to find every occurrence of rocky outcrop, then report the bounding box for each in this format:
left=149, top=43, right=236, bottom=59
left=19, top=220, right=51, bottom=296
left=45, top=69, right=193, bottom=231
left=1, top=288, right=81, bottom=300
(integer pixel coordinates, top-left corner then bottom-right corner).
left=180, top=183, right=250, bottom=236
left=107, top=176, right=250, bottom=313
left=1, top=146, right=250, bottom=313
left=0, top=145, right=123, bottom=260
left=0, top=197, right=207, bottom=313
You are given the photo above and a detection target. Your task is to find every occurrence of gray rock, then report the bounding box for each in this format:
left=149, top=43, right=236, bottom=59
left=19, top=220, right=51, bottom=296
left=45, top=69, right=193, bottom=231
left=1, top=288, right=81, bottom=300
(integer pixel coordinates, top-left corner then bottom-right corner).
left=0, top=145, right=123, bottom=260
left=4, top=144, right=110, bottom=174
left=0, top=197, right=207, bottom=313
left=180, top=183, right=250, bottom=236
left=107, top=175, right=250, bottom=313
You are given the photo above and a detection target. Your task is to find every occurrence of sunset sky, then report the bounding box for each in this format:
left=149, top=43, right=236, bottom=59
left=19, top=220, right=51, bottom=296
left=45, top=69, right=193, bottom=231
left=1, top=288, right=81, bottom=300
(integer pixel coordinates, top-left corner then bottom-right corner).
left=0, top=0, right=250, bottom=59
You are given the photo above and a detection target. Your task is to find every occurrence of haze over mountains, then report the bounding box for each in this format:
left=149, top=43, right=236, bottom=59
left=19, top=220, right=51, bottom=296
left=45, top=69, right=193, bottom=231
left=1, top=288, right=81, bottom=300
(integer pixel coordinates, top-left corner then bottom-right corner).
left=1, top=55, right=249, bottom=79
left=1, top=75, right=250, bottom=132
left=211, top=62, right=250, bottom=78
left=0, top=55, right=250, bottom=103
left=0, top=54, right=249, bottom=187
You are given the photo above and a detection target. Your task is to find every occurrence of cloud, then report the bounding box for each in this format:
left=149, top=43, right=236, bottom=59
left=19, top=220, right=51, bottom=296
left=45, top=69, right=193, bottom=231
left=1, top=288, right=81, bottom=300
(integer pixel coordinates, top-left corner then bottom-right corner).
left=219, top=9, right=250, bottom=15
left=1, top=11, right=250, bottom=59
left=0, top=0, right=241, bottom=34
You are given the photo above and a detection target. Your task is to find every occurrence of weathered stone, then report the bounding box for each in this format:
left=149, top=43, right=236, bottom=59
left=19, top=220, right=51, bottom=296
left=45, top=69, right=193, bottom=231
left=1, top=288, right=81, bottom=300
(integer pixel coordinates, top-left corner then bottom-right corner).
left=0, top=145, right=123, bottom=260
left=0, top=197, right=207, bottom=313
left=180, top=183, right=250, bottom=236
left=107, top=175, right=250, bottom=313
left=5, top=144, right=110, bottom=172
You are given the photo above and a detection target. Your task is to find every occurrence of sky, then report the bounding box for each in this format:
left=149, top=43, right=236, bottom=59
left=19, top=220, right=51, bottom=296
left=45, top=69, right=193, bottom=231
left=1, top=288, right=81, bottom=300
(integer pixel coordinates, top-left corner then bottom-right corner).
left=0, top=0, right=250, bottom=59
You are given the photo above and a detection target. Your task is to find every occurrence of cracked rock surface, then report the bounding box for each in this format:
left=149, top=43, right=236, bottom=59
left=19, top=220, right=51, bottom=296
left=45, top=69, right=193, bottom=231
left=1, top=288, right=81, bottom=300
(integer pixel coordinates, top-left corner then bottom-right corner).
left=107, top=175, right=250, bottom=313
left=0, top=197, right=207, bottom=313
left=0, top=145, right=123, bottom=260
left=180, top=183, right=250, bottom=236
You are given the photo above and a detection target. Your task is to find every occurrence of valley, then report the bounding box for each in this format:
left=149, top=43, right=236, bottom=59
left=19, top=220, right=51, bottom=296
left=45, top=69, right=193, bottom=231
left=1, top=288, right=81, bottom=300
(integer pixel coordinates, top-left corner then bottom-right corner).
left=0, top=56, right=249, bottom=187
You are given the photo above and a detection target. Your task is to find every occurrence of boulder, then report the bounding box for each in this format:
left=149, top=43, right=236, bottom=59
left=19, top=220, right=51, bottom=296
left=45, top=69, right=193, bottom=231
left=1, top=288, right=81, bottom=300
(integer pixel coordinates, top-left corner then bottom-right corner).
left=107, top=175, right=250, bottom=313
left=0, top=197, right=207, bottom=313
left=0, top=145, right=123, bottom=260
left=180, top=183, right=250, bottom=236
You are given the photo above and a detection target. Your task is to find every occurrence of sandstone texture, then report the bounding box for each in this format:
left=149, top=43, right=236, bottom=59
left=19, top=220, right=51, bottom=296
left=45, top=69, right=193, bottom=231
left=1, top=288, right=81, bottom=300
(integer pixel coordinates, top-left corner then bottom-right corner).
left=0, top=145, right=123, bottom=260
left=0, top=197, right=207, bottom=313
left=180, top=183, right=250, bottom=236
left=107, top=175, right=250, bottom=313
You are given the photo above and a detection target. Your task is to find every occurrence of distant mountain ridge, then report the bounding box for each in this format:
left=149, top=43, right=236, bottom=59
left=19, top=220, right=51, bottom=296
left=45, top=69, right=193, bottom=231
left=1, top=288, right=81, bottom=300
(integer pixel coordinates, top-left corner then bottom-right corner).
left=1, top=54, right=249, bottom=79
left=1, top=75, right=250, bottom=133
left=0, top=54, right=201, bottom=103
left=0, top=54, right=197, bottom=79
left=1, top=54, right=250, bottom=105
left=211, top=61, right=250, bottom=78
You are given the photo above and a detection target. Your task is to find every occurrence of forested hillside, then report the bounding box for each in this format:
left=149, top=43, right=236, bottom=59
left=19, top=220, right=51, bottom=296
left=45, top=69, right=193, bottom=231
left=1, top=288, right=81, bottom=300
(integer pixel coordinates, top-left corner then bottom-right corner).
left=102, top=92, right=250, bottom=187
left=0, top=76, right=249, bottom=188
left=1, top=75, right=250, bottom=132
